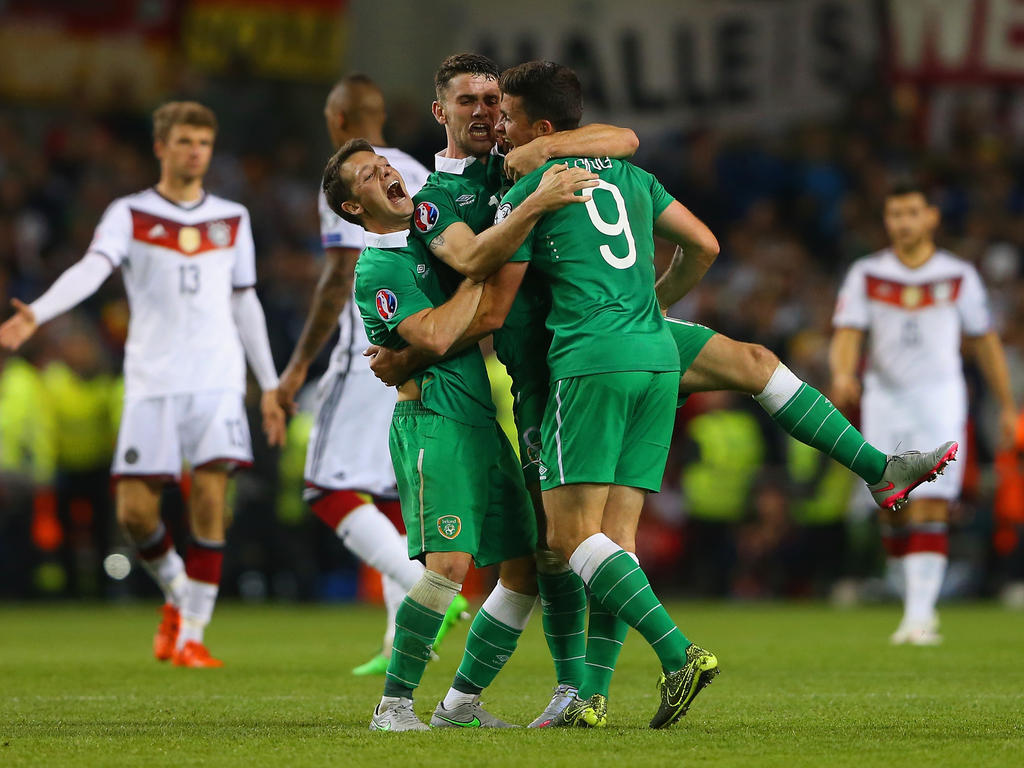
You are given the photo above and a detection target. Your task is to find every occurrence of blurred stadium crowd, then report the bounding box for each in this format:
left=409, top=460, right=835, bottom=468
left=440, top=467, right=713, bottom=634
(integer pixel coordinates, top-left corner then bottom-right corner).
left=1, top=71, right=1023, bottom=604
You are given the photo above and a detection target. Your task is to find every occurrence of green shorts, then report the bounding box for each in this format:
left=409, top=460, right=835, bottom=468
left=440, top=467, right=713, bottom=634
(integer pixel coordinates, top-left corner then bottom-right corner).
left=389, top=401, right=537, bottom=567
left=513, top=385, right=547, bottom=488
left=666, top=318, right=716, bottom=407
left=539, top=371, right=678, bottom=492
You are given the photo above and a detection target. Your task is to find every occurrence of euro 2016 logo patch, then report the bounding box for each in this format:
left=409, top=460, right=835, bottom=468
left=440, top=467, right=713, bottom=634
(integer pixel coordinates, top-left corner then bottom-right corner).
left=437, top=515, right=462, bottom=540
left=376, top=289, right=398, bottom=320
left=414, top=201, right=439, bottom=233
left=494, top=202, right=512, bottom=224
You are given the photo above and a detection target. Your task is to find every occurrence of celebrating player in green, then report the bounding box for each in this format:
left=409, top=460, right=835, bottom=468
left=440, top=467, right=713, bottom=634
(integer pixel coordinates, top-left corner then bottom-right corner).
left=394, top=53, right=642, bottom=728
left=320, top=138, right=597, bottom=731
left=490, top=61, right=723, bottom=730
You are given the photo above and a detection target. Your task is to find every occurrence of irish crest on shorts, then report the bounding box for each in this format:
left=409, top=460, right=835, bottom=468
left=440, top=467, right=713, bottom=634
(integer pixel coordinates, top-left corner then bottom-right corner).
left=437, top=515, right=461, bottom=540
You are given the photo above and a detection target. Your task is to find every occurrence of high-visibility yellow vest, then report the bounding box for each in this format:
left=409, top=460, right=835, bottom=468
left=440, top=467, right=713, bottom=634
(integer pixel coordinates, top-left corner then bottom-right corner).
left=681, top=410, right=764, bottom=522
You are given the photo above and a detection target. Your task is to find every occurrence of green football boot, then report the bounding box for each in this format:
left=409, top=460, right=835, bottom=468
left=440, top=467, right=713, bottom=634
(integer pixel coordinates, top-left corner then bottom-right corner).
left=550, top=693, right=606, bottom=728
left=352, top=652, right=390, bottom=676
left=649, top=644, right=720, bottom=729
left=433, top=594, right=470, bottom=653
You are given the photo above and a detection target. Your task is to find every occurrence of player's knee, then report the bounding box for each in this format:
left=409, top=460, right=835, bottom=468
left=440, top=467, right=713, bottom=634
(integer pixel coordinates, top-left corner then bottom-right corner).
left=499, top=556, right=538, bottom=595
left=116, top=500, right=157, bottom=540
left=746, top=344, right=780, bottom=392
left=429, top=557, right=471, bottom=585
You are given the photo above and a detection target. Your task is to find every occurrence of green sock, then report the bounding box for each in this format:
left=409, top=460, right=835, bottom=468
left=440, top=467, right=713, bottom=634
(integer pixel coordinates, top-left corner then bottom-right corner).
left=452, top=608, right=524, bottom=694
left=587, top=549, right=689, bottom=672
left=579, top=599, right=629, bottom=699
left=767, top=380, right=886, bottom=483
left=383, top=596, right=446, bottom=698
left=537, top=567, right=587, bottom=688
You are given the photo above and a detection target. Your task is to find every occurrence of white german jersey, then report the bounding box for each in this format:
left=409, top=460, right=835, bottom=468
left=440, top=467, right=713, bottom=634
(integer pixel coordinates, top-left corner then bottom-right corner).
left=832, top=248, right=991, bottom=394
left=317, top=146, right=430, bottom=374
left=87, top=188, right=256, bottom=398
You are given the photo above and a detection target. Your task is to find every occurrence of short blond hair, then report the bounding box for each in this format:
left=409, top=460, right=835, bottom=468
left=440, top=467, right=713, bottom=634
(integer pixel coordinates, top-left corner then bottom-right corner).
left=152, top=101, right=217, bottom=143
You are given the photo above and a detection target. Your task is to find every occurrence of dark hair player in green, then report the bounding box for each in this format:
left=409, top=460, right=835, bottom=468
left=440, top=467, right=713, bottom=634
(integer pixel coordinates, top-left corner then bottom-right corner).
left=321, top=137, right=598, bottom=731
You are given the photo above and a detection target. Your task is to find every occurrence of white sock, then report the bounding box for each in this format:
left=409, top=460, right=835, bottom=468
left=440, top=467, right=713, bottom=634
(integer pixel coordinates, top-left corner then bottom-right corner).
left=177, top=579, right=218, bottom=648
left=382, top=574, right=407, bottom=658
left=377, top=695, right=410, bottom=712
left=753, top=363, right=803, bottom=414
left=441, top=583, right=535, bottom=710
left=407, top=570, right=461, bottom=614
left=904, top=552, right=947, bottom=625
left=137, top=525, right=187, bottom=606
left=338, top=503, right=423, bottom=591
left=568, top=532, right=624, bottom=586
left=886, top=557, right=906, bottom=600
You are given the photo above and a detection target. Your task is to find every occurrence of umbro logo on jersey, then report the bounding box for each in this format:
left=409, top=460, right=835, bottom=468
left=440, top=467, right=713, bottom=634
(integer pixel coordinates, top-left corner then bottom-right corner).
left=456, top=194, right=476, bottom=206
left=416, top=263, right=429, bottom=275
left=414, top=201, right=439, bottom=233
left=147, top=224, right=167, bottom=239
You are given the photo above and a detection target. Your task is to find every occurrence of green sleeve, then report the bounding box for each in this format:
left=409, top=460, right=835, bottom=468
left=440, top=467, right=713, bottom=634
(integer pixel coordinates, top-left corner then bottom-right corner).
left=354, top=251, right=434, bottom=335
left=496, top=174, right=541, bottom=264
left=645, top=167, right=676, bottom=219
left=410, top=184, right=461, bottom=243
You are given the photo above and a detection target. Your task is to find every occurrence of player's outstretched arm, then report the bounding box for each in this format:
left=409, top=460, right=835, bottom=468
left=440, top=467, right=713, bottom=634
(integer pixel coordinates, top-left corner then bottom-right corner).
left=231, top=288, right=286, bottom=447
left=0, top=253, right=113, bottom=351
left=504, top=124, right=639, bottom=181
left=966, top=331, right=1018, bottom=449
left=395, top=278, right=483, bottom=357
left=653, top=201, right=720, bottom=310
left=428, top=165, right=597, bottom=282
left=277, top=245, right=359, bottom=413
left=829, top=327, right=865, bottom=412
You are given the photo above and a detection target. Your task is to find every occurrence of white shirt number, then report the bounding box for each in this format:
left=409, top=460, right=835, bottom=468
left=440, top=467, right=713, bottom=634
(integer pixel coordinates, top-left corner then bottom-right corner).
left=583, top=180, right=636, bottom=269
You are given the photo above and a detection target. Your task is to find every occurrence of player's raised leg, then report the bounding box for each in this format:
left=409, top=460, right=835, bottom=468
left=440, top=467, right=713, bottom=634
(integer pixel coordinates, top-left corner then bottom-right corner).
left=173, top=466, right=229, bottom=668
left=677, top=327, right=956, bottom=507
left=117, top=477, right=186, bottom=661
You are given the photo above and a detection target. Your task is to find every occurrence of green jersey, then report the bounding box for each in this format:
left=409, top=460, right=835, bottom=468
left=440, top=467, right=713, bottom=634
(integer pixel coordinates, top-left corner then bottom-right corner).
left=354, top=229, right=495, bottom=427
left=411, top=151, right=552, bottom=400
left=504, top=157, right=679, bottom=381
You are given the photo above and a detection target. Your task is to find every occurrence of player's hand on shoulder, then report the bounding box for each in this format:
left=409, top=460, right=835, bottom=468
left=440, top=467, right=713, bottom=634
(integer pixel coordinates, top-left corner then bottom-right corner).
left=830, top=374, right=861, bottom=412
left=504, top=140, right=549, bottom=182
left=276, top=363, right=307, bottom=416
left=260, top=389, right=287, bottom=448
left=531, top=163, right=598, bottom=212
left=0, top=299, right=38, bottom=351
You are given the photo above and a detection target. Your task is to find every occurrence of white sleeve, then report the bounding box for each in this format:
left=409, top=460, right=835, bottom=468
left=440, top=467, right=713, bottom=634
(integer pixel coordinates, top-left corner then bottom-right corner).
left=832, top=262, right=869, bottom=329
left=318, top=189, right=364, bottom=250
left=30, top=253, right=114, bottom=325
left=87, top=199, right=132, bottom=268
left=231, top=209, right=258, bottom=289
left=231, top=287, right=279, bottom=391
left=958, top=264, right=992, bottom=336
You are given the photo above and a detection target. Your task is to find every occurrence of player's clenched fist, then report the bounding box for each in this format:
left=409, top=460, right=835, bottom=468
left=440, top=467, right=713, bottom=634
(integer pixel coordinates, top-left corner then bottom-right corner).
left=0, top=299, right=38, bottom=351
left=830, top=373, right=861, bottom=412
left=532, top=163, right=598, bottom=211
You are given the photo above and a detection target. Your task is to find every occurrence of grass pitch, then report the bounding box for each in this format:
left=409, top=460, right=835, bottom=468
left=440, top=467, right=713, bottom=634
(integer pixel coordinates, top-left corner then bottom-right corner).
left=1, top=601, right=1021, bottom=767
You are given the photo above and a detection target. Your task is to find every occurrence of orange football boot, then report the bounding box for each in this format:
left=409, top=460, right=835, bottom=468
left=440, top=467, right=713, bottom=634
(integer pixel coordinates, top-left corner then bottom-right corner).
left=172, top=640, right=224, bottom=668
left=153, top=604, right=180, bottom=661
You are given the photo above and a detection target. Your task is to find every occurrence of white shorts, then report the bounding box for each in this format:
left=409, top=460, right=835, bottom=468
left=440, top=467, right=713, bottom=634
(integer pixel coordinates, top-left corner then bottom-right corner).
left=304, top=368, right=397, bottom=499
left=861, top=385, right=966, bottom=501
left=112, top=390, right=252, bottom=479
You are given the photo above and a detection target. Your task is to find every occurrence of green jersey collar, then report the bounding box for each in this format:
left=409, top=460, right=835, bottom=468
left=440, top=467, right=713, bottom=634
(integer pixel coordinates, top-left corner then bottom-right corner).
left=363, top=229, right=409, bottom=249
left=434, top=145, right=503, bottom=175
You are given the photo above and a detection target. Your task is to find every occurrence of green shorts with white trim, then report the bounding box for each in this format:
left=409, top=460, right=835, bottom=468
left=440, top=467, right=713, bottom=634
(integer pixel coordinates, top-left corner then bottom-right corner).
left=538, top=371, right=677, bottom=492
left=389, top=401, right=537, bottom=566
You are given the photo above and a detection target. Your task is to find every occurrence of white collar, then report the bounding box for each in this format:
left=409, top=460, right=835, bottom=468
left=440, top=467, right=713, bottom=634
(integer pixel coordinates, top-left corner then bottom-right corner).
left=363, top=229, right=409, bottom=249
left=433, top=144, right=503, bottom=174
left=434, top=151, right=478, bottom=174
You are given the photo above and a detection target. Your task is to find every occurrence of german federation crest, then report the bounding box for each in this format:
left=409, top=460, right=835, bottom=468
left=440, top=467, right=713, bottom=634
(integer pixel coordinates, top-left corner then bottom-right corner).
left=375, top=289, right=398, bottom=320
left=437, top=515, right=462, bottom=540
left=414, top=201, right=439, bottom=233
